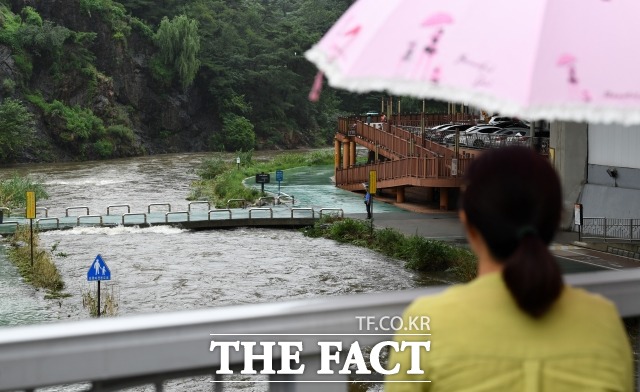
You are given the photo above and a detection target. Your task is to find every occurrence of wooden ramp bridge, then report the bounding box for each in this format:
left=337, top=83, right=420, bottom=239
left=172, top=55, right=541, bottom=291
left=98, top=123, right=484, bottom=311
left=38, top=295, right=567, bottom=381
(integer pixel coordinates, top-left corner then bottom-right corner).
left=333, top=114, right=479, bottom=210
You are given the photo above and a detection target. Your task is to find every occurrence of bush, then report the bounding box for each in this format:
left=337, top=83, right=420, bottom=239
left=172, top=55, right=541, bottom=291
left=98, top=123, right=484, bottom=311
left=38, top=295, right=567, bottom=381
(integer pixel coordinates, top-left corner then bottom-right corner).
left=93, top=139, right=114, bottom=157
left=0, top=98, right=35, bottom=161
left=303, top=218, right=477, bottom=282
left=0, top=174, right=48, bottom=209
left=326, top=218, right=371, bottom=243
left=106, top=124, right=135, bottom=141
left=20, top=6, right=42, bottom=26
left=222, top=114, right=255, bottom=152
left=197, top=157, right=229, bottom=180
left=1, top=78, right=15, bottom=94
left=149, top=55, right=174, bottom=88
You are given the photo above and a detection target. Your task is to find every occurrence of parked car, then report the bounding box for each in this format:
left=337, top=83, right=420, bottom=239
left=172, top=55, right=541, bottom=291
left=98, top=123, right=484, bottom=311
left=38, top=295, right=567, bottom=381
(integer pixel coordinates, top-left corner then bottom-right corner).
left=488, top=116, right=531, bottom=128
left=430, top=124, right=473, bottom=143
left=497, top=120, right=531, bottom=129
left=506, top=129, right=534, bottom=146
left=459, top=126, right=502, bottom=147
left=487, top=116, right=513, bottom=125
left=443, top=124, right=495, bottom=145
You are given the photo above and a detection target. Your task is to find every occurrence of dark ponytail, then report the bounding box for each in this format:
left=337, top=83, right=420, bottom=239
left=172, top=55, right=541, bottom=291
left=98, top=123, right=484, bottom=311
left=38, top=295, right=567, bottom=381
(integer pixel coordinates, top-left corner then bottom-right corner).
left=461, top=146, right=563, bottom=318
left=503, top=234, right=563, bottom=318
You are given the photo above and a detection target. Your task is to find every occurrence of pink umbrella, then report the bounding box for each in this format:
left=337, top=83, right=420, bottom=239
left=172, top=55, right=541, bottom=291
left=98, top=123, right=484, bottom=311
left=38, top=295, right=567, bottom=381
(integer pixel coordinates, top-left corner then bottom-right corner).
left=305, top=0, right=640, bottom=125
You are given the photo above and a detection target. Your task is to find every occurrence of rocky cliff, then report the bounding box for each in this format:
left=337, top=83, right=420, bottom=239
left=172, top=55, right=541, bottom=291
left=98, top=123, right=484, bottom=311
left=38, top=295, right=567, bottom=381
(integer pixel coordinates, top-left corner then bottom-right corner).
left=1, top=0, right=218, bottom=162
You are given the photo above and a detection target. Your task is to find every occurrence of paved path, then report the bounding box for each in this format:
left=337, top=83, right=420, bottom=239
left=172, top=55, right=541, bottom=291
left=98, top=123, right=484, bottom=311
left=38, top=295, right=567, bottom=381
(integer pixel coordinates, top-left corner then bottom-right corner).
left=346, top=209, right=640, bottom=272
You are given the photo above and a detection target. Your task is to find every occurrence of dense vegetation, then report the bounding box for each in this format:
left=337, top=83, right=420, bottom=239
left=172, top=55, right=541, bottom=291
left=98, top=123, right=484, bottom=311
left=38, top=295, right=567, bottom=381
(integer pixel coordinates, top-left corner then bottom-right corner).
left=0, top=0, right=447, bottom=163
left=189, top=149, right=333, bottom=207
left=304, top=217, right=477, bottom=282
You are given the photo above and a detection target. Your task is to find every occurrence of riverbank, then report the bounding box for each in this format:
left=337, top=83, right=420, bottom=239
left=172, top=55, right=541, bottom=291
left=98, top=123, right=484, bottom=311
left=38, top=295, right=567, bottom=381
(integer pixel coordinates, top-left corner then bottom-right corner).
left=303, top=217, right=476, bottom=282
left=189, top=150, right=334, bottom=207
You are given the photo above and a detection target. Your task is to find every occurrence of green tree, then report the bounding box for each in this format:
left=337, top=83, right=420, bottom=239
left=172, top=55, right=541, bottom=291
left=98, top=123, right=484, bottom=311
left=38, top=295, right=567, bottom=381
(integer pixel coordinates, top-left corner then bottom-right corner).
left=0, top=99, right=35, bottom=161
left=154, top=14, right=201, bottom=90
left=222, top=113, right=255, bottom=151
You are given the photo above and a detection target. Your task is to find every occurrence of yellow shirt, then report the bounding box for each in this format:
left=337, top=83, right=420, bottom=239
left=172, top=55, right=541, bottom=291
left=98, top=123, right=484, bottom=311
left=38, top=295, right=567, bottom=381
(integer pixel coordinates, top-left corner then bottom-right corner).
left=386, top=273, right=633, bottom=392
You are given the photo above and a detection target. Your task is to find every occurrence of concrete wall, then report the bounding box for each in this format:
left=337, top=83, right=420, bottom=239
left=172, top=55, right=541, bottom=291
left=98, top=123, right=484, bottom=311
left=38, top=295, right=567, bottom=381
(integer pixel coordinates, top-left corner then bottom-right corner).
left=580, top=182, right=640, bottom=219
left=551, top=122, right=640, bottom=224
left=587, top=164, right=640, bottom=190
left=589, top=124, right=640, bottom=169
left=550, top=121, right=589, bottom=229
left=578, top=125, right=640, bottom=219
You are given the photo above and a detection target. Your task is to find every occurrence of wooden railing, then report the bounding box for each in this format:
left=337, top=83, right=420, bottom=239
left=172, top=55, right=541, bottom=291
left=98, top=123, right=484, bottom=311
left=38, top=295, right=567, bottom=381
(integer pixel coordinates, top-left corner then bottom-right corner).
left=340, top=113, right=478, bottom=128
left=335, top=157, right=472, bottom=186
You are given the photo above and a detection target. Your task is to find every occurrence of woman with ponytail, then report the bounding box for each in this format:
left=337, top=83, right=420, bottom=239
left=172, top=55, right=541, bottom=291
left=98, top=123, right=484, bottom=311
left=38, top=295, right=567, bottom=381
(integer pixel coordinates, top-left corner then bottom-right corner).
left=386, top=146, right=632, bottom=391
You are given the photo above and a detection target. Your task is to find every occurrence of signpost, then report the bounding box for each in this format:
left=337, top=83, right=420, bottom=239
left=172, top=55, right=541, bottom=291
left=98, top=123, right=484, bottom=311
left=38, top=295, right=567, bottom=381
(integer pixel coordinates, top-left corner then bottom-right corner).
left=26, top=192, right=35, bottom=267
left=255, top=173, right=270, bottom=195
left=276, top=170, right=284, bottom=195
left=87, top=254, right=111, bottom=318
left=369, top=170, right=377, bottom=194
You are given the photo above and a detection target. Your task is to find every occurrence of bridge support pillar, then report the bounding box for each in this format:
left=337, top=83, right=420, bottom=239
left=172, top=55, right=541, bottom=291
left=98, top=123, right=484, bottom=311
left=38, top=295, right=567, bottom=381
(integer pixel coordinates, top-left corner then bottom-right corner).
left=334, top=138, right=341, bottom=169
left=439, top=187, right=449, bottom=210
left=396, top=187, right=405, bottom=203
left=349, top=140, right=356, bottom=167
left=342, top=142, right=349, bottom=169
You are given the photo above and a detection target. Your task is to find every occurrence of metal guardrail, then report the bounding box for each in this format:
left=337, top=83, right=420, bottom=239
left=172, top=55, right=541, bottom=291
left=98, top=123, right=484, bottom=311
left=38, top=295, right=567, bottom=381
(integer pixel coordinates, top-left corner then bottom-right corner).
left=107, top=204, right=131, bottom=215
left=148, top=203, right=172, bottom=213
left=10, top=207, right=49, bottom=217
left=248, top=208, right=273, bottom=219
left=66, top=206, right=90, bottom=217
left=258, top=196, right=276, bottom=206
left=1, top=269, right=639, bottom=392
left=123, top=213, right=148, bottom=225
left=291, top=208, right=314, bottom=218
left=165, top=211, right=189, bottom=223
left=277, top=193, right=296, bottom=206
left=0, top=221, right=19, bottom=230
left=77, top=215, right=103, bottom=226
left=227, top=199, right=247, bottom=209
left=36, top=217, right=60, bottom=230
left=319, top=208, right=344, bottom=218
left=0, top=201, right=324, bottom=233
left=188, top=201, right=210, bottom=212
left=208, top=209, right=232, bottom=220
left=37, top=207, right=49, bottom=217
left=576, top=217, right=640, bottom=242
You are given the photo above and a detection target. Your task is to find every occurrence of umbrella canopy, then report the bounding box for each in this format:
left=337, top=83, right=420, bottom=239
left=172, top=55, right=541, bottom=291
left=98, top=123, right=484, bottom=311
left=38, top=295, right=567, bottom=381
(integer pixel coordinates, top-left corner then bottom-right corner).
left=305, top=0, right=640, bottom=125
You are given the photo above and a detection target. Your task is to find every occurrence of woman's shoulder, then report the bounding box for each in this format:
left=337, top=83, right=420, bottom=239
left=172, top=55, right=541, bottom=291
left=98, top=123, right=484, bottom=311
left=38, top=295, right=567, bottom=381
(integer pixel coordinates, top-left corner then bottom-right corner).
left=559, top=284, right=621, bottom=319
left=406, top=273, right=504, bottom=308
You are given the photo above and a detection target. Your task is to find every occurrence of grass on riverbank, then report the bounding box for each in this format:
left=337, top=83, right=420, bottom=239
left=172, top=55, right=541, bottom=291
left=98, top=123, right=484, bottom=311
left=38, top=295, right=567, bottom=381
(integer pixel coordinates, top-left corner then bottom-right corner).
left=189, top=149, right=334, bottom=207
left=0, top=174, right=49, bottom=210
left=82, top=284, right=119, bottom=317
left=303, top=217, right=477, bottom=282
left=7, top=226, right=66, bottom=297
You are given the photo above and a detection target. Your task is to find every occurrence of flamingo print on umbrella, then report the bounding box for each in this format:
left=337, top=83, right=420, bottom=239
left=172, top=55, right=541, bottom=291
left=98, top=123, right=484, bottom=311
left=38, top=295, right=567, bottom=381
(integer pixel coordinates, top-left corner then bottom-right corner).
left=308, top=21, right=363, bottom=101
left=557, top=53, right=592, bottom=102
left=401, top=12, right=453, bottom=83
